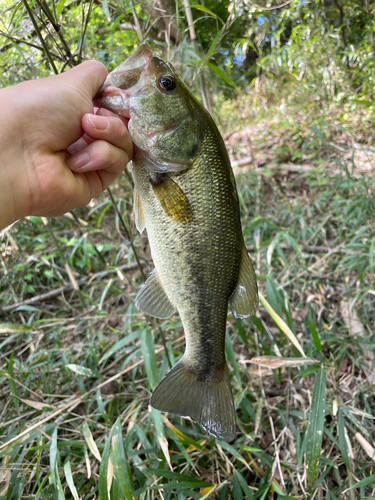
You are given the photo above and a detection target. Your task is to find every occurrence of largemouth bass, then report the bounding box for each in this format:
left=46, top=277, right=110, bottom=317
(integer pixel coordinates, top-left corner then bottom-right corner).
left=95, top=43, right=258, bottom=442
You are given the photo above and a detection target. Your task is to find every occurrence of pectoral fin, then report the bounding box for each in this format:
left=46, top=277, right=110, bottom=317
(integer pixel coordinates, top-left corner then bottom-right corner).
left=229, top=244, right=259, bottom=319
left=150, top=175, right=192, bottom=224
left=133, top=186, right=146, bottom=233
left=135, top=269, right=175, bottom=319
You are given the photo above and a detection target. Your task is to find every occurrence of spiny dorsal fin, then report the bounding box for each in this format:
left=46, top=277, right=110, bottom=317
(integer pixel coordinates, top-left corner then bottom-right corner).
left=133, top=185, right=146, bottom=234
left=229, top=244, right=259, bottom=319
left=151, top=358, right=236, bottom=442
left=135, top=269, right=175, bottom=319
left=150, top=175, right=192, bottom=224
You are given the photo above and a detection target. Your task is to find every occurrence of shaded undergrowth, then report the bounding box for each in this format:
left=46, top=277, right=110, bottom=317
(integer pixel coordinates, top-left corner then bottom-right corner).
left=1, top=126, right=375, bottom=499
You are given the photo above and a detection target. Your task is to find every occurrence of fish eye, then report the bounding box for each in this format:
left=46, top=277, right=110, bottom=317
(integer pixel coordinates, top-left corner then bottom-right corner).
left=158, top=75, right=176, bottom=92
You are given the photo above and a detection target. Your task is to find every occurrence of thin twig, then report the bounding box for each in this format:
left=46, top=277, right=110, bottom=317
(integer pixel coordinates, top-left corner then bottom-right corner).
left=78, top=0, right=94, bottom=63
left=107, top=187, right=146, bottom=282
left=21, top=0, right=58, bottom=74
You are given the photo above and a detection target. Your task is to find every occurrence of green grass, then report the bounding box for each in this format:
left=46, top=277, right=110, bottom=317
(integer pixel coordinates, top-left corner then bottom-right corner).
left=1, top=122, right=375, bottom=499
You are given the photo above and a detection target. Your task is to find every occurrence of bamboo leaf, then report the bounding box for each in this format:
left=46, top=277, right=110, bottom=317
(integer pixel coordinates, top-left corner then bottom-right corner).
left=235, top=470, right=255, bottom=499
left=306, top=366, right=326, bottom=485
left=111, top=419, right=134, bottom=500
left=189, top=4, right=224, bottom=24
left=99, top=430, right=112, bottom=500
left=349, top=473, right=375, bottom=489
left=259, top=293, right=307, bottom=357
left=309, top=314, right=323, bottom=352
left=141, top=329, right=157, bottom=388
left=250, top=356, right=317, bottom=369
left=63, top=461, right=79, bottom=500
left=82, top=422, right=101, bottom=462
left=8, top=352, right=18, bottom=410
left=0, top=323, right=31, bottom=334
left=19, top=398, right=55, bottom=411
left=207, top=62, right=236, bottom=87
left=66, top=364, right=98, bottom=377
left=151, top=408, right=172, bottom=470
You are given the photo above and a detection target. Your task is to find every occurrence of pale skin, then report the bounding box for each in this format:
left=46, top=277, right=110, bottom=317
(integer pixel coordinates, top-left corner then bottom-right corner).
left=0, top=60, right=134, bottom=230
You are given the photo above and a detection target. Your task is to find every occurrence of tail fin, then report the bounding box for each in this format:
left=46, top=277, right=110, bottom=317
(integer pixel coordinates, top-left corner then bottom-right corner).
left=151, top=358, right=236, bottom=442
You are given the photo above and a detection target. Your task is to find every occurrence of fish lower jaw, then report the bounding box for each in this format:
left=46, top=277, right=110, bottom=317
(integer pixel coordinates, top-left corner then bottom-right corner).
left=93, top=87, right=131, bottom=118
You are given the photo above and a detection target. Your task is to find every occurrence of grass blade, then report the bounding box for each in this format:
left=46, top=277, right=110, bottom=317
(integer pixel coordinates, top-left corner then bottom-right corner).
left=112, top=419, right=134, bottom=500
left=63, top=461, right=79, bottom=500
left=82, top=422, right=101, bottom=462
left=309, top=313, right=323, bottom=352
left=99, top=429, right=113, bottom=500
left=306, top=366, right=326, bottom=485
left=259, top=293, right=307, bottom=357
left=250, top=356, right=317, bottom=369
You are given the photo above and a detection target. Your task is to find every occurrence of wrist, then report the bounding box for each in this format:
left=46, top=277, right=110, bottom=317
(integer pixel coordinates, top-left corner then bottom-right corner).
left=0, top=88, right=30, bottom=229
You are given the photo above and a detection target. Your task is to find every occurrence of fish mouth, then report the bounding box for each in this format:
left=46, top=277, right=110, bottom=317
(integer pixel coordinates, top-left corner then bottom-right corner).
left=93, top=86, right=131, bottom=118
left=94, top=42, right=153, bottom=116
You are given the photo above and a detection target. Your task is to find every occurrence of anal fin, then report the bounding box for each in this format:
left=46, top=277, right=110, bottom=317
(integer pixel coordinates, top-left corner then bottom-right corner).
left=133, top=186, right=146, bottom=234
left=229, top=244, right=259, bottom=319
left=151, top=358, right=236, bottom=442
left=135, top=269, right=175, bottom=319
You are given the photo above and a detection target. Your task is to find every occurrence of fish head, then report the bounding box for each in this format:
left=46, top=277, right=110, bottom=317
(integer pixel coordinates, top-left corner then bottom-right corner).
left=95, top=42, right=204, bottom=172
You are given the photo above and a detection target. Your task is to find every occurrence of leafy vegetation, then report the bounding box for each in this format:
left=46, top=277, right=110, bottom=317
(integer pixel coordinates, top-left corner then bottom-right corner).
left=1, top=0, right=375, bottom=499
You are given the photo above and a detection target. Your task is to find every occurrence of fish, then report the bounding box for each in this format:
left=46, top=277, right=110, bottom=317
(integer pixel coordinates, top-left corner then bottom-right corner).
left=95, top=43, right=258, bottom=442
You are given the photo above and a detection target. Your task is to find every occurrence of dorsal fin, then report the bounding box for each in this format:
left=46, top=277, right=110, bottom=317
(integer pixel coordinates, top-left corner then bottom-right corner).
left=135, top=269, right=175, bottom=319
left=229, top=244, right=259, bottom=319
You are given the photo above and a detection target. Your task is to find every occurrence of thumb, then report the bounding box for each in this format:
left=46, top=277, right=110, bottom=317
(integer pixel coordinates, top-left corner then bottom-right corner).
left=62, top=60, right=108, bottom=98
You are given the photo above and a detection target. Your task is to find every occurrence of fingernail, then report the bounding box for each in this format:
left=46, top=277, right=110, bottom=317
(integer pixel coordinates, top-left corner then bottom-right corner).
left=69, top=152, right=90, bottom=171
left=87, top=113, right=110, bottom=131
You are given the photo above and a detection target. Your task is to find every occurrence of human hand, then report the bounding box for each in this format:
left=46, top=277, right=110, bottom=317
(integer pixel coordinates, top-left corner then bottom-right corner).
left=0, top=61, right=133, bottom=230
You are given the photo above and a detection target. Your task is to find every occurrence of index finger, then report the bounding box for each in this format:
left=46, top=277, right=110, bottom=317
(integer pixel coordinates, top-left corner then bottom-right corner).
left=63, top=60, right=108, bottom=98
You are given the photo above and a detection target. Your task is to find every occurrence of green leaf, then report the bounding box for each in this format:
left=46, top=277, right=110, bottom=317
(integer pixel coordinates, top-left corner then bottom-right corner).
left=352, top=99, right=372, bottom=106
left=338, top=408, right=350, bottom=469
left=102, top=0, right=111, bottom=20
left=0, top=323, right=32, bottom=334
left=141, top=329, right=158, bottom=388
left=189, top=4, right=224, bottom=24
left=199, top=25, right=225, bottom=72
left=207, top=62, right=236, bottom=87
left=235, top=471, right=255, bottom=499
left=309, top=314, right=323, bottom=351
left=144, top=467, right=212, bottom=486
left=7, top=1, right=22, bottom=30
left=99, top=329, right=141, bottom=363
left=99, top=430, right=112, bottom=500
left=63, top=461, right=79, bottom=500
left=225, top=333, right=242, bottom=387
left=8, top=352, right=18, bottom=411
left=112, top=419, right=134, bottom=500
left=56, top=0, right=66, bottom=18
left=50, top=428, right=66, bottom=500
left=349, top=473, right=375, bottom=489
left=82, top=422, right=101, bottom=462
left=66, top=364, right=98, bottom=377
left=295, top=364, right=321, bottom=378
left=306, top=366, right=326, bottom=485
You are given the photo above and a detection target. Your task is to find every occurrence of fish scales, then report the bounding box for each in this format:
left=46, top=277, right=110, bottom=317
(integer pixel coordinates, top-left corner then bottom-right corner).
left=132, top=128, right=241, bottom=373
left=95, top=43, right=259, bottom=441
